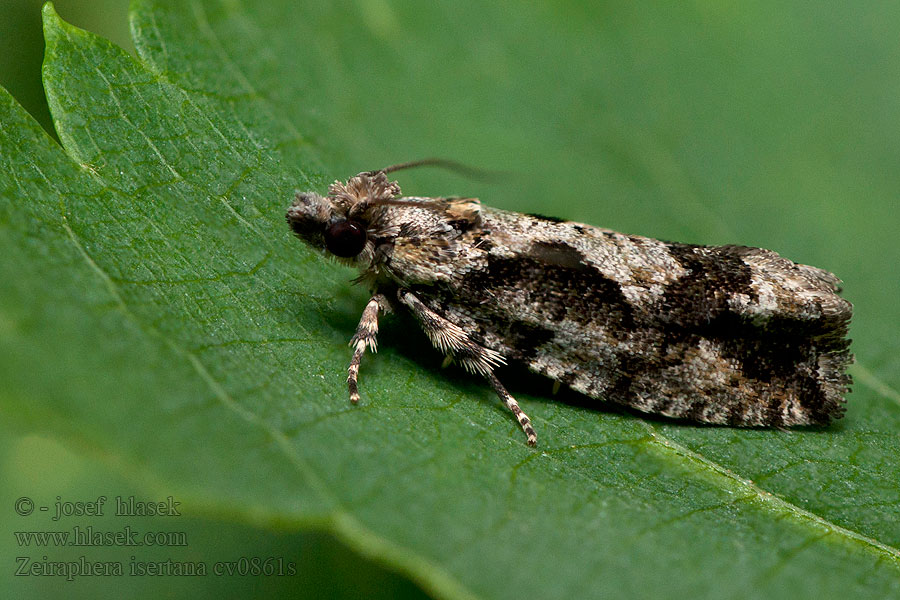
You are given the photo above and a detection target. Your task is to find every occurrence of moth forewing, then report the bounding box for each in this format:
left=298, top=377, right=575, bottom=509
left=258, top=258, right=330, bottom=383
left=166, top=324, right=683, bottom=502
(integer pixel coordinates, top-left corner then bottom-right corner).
left=287, top=169, right=852, bottom=446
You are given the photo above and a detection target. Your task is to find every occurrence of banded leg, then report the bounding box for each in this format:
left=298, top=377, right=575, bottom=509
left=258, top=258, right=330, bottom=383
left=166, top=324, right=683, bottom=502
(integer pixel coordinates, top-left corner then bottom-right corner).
left=398, top=289, right=538, bottom=446
left=487, top=373, right=538, bottom=447
left=348, top=294, right=386, bottom=404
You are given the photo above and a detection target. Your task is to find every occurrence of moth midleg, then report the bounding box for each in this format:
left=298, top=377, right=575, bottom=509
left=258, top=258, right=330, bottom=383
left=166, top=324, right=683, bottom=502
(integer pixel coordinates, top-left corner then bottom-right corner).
left=397, top=289, right=537, bottom=446
left=485, top=373, right=538, bottom=446
left=348, top=293, right=385, bottom=404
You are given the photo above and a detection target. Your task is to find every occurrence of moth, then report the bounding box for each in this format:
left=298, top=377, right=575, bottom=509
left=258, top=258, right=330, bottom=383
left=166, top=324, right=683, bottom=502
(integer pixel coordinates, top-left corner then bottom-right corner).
left=287, top=161, right=853, bottom=446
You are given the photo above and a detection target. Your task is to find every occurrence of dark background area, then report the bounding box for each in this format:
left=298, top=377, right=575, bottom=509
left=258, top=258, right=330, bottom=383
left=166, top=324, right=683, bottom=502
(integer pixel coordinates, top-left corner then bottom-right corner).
left=1, top=0, right=132, bottom=135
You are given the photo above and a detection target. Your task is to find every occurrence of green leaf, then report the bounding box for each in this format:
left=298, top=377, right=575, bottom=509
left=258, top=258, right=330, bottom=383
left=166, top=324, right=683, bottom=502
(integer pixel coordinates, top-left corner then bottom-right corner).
left=2, top=1, right=900, bottom=598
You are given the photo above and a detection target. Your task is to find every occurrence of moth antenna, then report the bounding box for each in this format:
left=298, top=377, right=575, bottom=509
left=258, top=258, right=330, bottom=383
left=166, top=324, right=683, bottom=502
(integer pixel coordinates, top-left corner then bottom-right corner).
left=367, top=158, right=507, bottom=183
left=350, top=160, right=492, bottom=219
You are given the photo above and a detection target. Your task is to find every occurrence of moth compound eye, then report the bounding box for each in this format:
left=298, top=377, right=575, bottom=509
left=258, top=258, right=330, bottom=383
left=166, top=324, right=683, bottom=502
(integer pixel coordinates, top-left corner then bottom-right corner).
left=325, top=220, right=367, bottom=257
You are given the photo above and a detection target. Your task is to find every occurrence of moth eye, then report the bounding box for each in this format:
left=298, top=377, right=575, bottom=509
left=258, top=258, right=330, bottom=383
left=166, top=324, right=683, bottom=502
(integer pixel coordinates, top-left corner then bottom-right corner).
left=325, top=220, right=367, bottom=258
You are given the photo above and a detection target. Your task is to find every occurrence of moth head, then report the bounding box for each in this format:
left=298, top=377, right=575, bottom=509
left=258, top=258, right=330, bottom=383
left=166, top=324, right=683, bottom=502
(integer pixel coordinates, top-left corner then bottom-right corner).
left=286, top=171, right=401, bottom=261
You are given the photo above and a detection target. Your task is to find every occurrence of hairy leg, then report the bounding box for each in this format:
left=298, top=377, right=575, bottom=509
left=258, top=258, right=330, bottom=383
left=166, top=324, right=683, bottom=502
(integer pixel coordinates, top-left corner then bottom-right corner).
left=347, top=293, right=386, bottom=404
left=398, top=289, right=537, bottom=446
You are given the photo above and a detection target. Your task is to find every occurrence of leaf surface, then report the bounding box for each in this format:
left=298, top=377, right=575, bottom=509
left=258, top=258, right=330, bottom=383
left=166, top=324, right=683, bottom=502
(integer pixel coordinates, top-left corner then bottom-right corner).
left=2, top=1, right=899, bottom=598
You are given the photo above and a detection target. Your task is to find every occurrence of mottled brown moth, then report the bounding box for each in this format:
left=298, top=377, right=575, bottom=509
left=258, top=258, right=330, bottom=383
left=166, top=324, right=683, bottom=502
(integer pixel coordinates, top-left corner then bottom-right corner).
left=287, top=161, right=853, bottom=446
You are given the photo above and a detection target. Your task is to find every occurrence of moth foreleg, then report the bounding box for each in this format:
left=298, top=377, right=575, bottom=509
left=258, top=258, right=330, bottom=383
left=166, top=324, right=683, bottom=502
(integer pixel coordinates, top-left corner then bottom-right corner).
left=398, top=289, right=537, bottom=446
left=348, top=293, right=386, bottom=404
